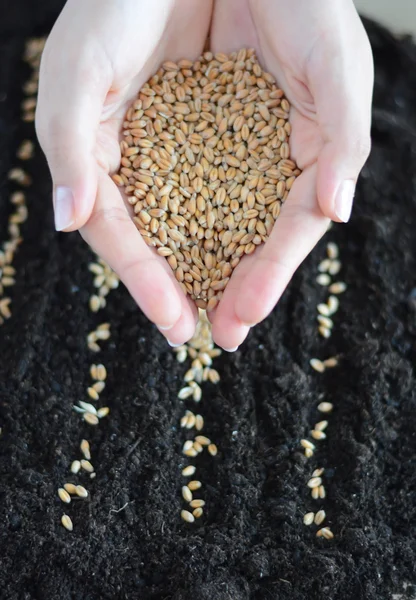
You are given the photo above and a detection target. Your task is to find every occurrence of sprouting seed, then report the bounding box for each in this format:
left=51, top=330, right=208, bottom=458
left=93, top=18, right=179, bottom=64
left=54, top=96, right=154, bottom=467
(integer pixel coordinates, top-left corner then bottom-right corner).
left=303, top=512, right=315, bottom=526
left=182, top=486, right=193, bottom=502
left=58, top=488, right=71, bottom=504
left=315, top=420, right=328, bottom=432
left=188, top=480, right=202, bottom=491
left=301, top=439, right=315, bottom=450
left=79, top=401, right=97, bottom=415
left=75, top=485, right=89, bottom=498
left=316, top=274, right=331, bottom=286
left=181, top=510, right=195, bottom=523
left=326, top=243, right=339, bottom=259
left=61, top=514, right=73, bottom=531
left=83, top=413, right=99, bottom=425
left=307, top=477, right=322, bottom=488
left=182, top=465, right=196, bottom=477
left=208, top=444, right=218, bottom=456
left=97, top=407, right=110, bottom=418
left=318, top=402, right=333, bottom=413
left=64, top=483, right=77, bottom=495
left=193, top=508, right=203, bottom=518
left=87, top=387, right=100, bottom=401
left=311, top=430, right=327, bottom=440
left=80, top=439, right=91, bottom=460
left=70, top=460, right=81, bottom=474
left=310, top=358, right=325, bottom=373
left=329, top=282, right=347, bottom=294
left=189, top=499, right=205, bottom=508
left=195, top=415, right=204, bottom=431
left=314, top=510, right=326, bottom=525
left=80, top=459, right=94, bottom=473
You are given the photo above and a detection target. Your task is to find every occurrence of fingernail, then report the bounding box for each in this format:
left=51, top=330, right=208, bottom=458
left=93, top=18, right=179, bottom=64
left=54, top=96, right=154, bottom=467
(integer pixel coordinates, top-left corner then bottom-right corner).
left=54, top=186, right=75, bottom=231
left=167, top=339, right=181, bottom=348
left=157, top=324, right=174, bottom=331
left=222, top=346, right=239, bottom=353
left=335, top=180, right=355, bottom=223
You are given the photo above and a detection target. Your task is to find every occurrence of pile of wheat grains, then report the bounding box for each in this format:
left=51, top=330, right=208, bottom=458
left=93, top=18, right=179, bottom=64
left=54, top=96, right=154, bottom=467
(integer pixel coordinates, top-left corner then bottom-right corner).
left=113, top=48, right=300, bottom=310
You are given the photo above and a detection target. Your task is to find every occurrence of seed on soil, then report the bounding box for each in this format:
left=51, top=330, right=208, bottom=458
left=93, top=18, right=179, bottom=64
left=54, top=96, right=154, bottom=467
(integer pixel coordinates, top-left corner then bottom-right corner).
left=96, top=364, right=107, bottom=381
left=303, top=512, right=315, bottom=526
left=16, top=139, right=34, bottom=160
left=61, top=514, right=73, bottom=531
left=188, top=480, right=202, bottom=491
left=182, top=465, right=196, bottom=477
left=319, top=485, right=326, bottom=499
left=90, top=364, right=98, bottom=379
left=323, top=357, right=338, bottom=368
left=80, top=460, right=94, bottom=473
left=185, top=412, right=196, bottom=429
left=326, top=243, right=339, bottom=259
left=78, top=401, right=97, bottom=414
left=315, top=420, right=328, bottom=432
left=317, top=315, right=333, bottom=329
left=193, top=508, right=203, bottom=518
left=83, top=412, right=99, bottom=425
left=87, top=387, right=99, bottom=401
left=307, top=477, right=322, bottom=488
left=314, top=510, right=326, bottom=525
left=8, top=167, right=32, bottom=186
left=92, top=381, right=105, bottom=394
left=97, top=407, right=110, bottom=418
left=312, top=468, right=324, bottom=477
left=58, top=488, right=71, bottom=504
left=305, top=448, right=314, bottom=458
left=75, top=485, right=89, bottom=498
left=89, top=295, right=101, bottom=312
left=311, top=429, right=327, bottom=440
left=319, top=326, right=331, bottom=339
left=195, top=435, right=210, bottom=446
left=115, top=49, right=300, bottom=308
left=189, top=499, right=205, bottom=508
left=316, top=274, right=331, bottom=286
left=178, top=386, right=194, bottom=400
left=0, top=298, right=12, bottom=319
left=181, top=509, right=195, bottom=523
left=328, top=260, right=341, bottom=276
left=208, top=443, right=218, bottom=456
left=317, top=304, right=331, bottom=317
left=184, top=448, right=198, bottom=457
left=193, top=441, right=203, bottom=453
left=329, top=282, right=347, bottom=294
left=195, top=414, right=204, bottom=431
left=327, top=295, right=339, bottom=315
left=301, top=439, right=316, bottom=450
left=311, top=487, right=320, bottom=500
left=64, top=483, right=77, bottom=495
left=80, top=439, right=91, bottom=460
left=182, top=486, right=193, bottom=502
left=70, top=460, right=81, bottom=474
left=318, top=402, right=333, bottom=413
left=318, top=259, right=332, bottom=273
left=310, top=358, right=325, bottom=373
left=317, top=527, right=334, bottom=539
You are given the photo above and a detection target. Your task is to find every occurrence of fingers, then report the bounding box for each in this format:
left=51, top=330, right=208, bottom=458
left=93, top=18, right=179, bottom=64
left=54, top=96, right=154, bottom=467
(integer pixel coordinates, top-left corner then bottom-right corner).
left=307, top=3, right=373, bottom=222
left=81, top=171, right=197, bottom=342
left=233, top=166, right=329, bottom=327
left=36, top=6, right=112, bottom=233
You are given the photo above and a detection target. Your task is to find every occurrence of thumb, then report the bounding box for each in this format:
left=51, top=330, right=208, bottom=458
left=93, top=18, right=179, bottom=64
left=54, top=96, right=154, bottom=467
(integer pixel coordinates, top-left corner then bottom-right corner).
left=36, top=42, right=109, bottom=231
left=309, top=17, right=373, bottom=222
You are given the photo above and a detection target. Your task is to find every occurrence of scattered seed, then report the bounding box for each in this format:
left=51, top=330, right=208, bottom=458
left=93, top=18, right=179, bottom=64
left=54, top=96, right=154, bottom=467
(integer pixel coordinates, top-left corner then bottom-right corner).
left=70, top=460, right=81, bottom=474
left=89, top=295, right=101, bottom=312
left=96, top=364, right=107, bottom=381
left=318, top=402, right=333, bottom=413
left=87, top=387, right=99, bottom=401
left=97, top=407, right=110, bottom=418
left=311, top=487, right=320, bottom=500
left=323, top=357, right=338, bottom=368
left=328, top=260, right=341, bottom=276
left=303, top=512, right=315, bottom=526
left=195, top=435, right=210, bottom=446
left=178, top=387, right=194, bottom=400
left=83, top=412, right=99, bottom=425
left=317, top=315, right=333, bottom=329
left=188, top=480, right=202, bottom=491
left=317, top=304, right=331, bottom=317
left=315, top=420, right=328, bottom=432
left=301, top=439, right=315, bottom=450
left=193, top=508, right=203, bottom=518
left=182, top=465, right=196, bottom=477
left=58, top=488, right=71, bottom=504
left=208, top=443, right=218, bottom=456
left=310, top=358, right=325, bottom=373
left=319, top=485, right=326, bottom=499
left=92, top=381, right=105, bottom=394
left=307, top=477, right=322, bottom=488
left=190, top=499, right=205, bottom=508
left=317, top=527, right=334, bottom=540
left=326, top=242, right=339, bottom=259
left=314, top=510, right=326, bottom=525
left=61, top=514, right=73, bottom=531
left=75, top=485, right=89, bottom=498
left=195, top=414, right=204, bottom=431
left=305, top=448, right=314, bottom=458
left=182, top=486, right=193, bottom=502
left=64, top=483, right=77, bottom=495
left=80, top=439, right=91, bottom=460
left=181, top=509, right=195, bottom=523
left=319, top=326, right=331, bottom=339
left=80, top=460, right=94, bottom=473
left=16, top=139, right=34, bottom=160
left=327, top=295, right=339, bottom=315
left=318, top=259, right=332, bottom=272
left=329, top=282, right=347, bottom=294
left=316, top=274, right=331, bottom=286
left=193, top=441, right=203, bottom=453
left=311, top=430, right=327, bottom=440
left=185, top=413, right=196, bottom=429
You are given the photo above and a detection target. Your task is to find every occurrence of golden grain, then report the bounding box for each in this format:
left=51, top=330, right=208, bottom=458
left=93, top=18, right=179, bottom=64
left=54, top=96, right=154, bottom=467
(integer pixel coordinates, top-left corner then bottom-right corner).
left=329, top=282, right=347, bottom=294
left=70, top=460, right=81, bottom=474
left=182, top=486, right=193, bottom=502
left=80, top=460, right=94, bottom=473
left=83, top=412, right=99, bottom=425
left=188, top=480, right=202, bottom=491
left=317, top=402, right=333, bottom=413
left=311, top=430, right=327, bottom=440
left=182, top=465, right=196, bottom=477
left=208, top=443, right=218, bottom=456
left=310, top=358, right=325, bottom=373
left=307, top=477, right=322, bottom=488
left=181, top=509, right=195, bottom=523
left=58, top=488, right=71, bottom=504
left=61, top=514, right=73, bottom=531
left=303, top=512, right=315, bottom=526
left=80, top=439, right=91, bottom=460
left=75, top=485, right=89, bottom=498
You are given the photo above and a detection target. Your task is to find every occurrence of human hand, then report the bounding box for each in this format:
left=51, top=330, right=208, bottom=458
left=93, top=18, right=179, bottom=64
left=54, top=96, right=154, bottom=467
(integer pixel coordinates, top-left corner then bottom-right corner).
left=36, top=0, right=213, bottom=345
left=209, top=0, right=373, bottom=350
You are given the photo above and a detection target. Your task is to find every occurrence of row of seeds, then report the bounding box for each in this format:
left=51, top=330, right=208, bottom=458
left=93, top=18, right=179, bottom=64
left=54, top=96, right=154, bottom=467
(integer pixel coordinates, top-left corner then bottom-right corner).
left=60, top=258, right=118, bottom=531
left=0, top=39, right=41, bottom=326
left=302, top=241, right=346, bottom=540
left=174, top=310, right=220, bottom=523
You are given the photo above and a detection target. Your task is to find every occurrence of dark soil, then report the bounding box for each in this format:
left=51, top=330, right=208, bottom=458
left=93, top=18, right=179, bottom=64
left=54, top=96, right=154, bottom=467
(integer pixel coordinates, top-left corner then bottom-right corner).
left=0, top=3, right=415, bottom=599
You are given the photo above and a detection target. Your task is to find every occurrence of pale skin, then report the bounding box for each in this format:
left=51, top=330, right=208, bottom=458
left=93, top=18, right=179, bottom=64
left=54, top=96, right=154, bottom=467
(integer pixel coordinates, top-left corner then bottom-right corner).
left=36, top=0, right=373, bottom=350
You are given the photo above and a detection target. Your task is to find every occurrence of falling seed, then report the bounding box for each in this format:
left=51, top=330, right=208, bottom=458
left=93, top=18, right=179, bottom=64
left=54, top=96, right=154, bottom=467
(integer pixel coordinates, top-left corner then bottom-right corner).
left=318, top=259, right=332, bottom=273
left=83, top=412, right=99, bottom=425
left=303, top=512, right=315, bottom=526
left=316, top=274, right=331, bottom=286
left=188, top=480, right=202, bottom=491
left=307, top=477, right=322, bottom=488
left=319, top=485, right=326, bottom=499
left=317, top=527, right=334, bottom=540
left=64, top=483, right=77, bottom=495
left=329, top=282, right=347, bottom=294
left=208, top=444, right=218, bottom=456
left=182, top=465, right=196, bottom=477
left=319, top=326, right=331, bottom=339
left=58, top=488, right=71, bottom=504
left=182, top=486, right=193, bottom=502
left=301, top=439, right=315, bottom=450
left=75, top=485, right=89, bottom=498
left=70, top=460, right=81, bottom=474
left=328, top=260, right=341, bottom=275
left=87, top=387, right=99, bottom=401
left=314, top=510, right=326, bottom=525
left=80, top=439, right=91, bottom=460
left=193, top=508, right=203, bottom=518
left=195, top=415, right=204, bottom=431
left=317, top=303, right=331, bottom=317
left=311, top=487, right=320, bottom=500
left=189, top=499, right=205, bottom=508
left=96, top=364, right=107, bottom=381
left=323, top=357, right=338, bottom=368
left=80, top=459, right=94, bottom=473
left=327, top=295, right=339, bottom=315
left=97, top=407, right=110, bottom=418
left=181, top=510, right=195, bottom=523
left=315, top=420, right=328, bottom=432
left=61, top=514, right=73, bottom=531
left=195, top=436, right=210, bottom=446
left=310, top=358, right=325, bottom=373
left=311, top=429, right=327, bottom=440
left=312, top=468, right=324, bottom=477
left=318, top=402, right=333, bottom=413
left=326, top=242, right=339, bottom=259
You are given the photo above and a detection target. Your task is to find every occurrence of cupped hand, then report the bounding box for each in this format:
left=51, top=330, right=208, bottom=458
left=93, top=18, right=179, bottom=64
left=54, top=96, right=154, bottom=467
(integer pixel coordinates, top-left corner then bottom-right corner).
left=209, top=0, right=373, bottom=350
left=36, top=0, right=213, bottom=345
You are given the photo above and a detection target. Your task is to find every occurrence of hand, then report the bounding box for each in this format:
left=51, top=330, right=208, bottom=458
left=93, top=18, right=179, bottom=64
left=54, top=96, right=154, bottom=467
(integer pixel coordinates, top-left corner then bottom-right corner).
left=209, top=0, right=373, bottom=350
left=36, top=0, right=213, bottom=345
